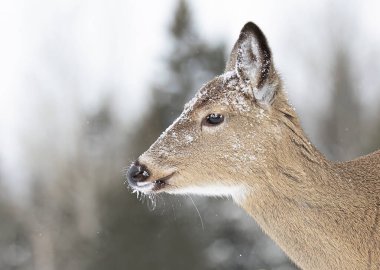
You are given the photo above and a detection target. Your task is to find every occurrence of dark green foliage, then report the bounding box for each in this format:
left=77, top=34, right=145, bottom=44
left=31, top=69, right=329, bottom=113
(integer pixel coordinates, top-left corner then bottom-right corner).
left=129, top=0, right=225, bottom=158
left=0, top=183, right=32, bottom=270
left=319, top=48, right=363, bottom=161
left=91, top=1, right=226, bottom=269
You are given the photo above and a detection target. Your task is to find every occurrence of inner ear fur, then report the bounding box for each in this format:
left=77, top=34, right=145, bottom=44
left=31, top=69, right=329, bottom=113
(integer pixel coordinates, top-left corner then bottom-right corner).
left=225, top=22, right=279, bottom=105
left=237, top=22, right=272, bottom=89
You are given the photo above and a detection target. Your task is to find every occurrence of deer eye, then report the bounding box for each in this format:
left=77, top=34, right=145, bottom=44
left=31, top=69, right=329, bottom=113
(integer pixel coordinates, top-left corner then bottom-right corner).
left=204, top=113, right=224, bottom=126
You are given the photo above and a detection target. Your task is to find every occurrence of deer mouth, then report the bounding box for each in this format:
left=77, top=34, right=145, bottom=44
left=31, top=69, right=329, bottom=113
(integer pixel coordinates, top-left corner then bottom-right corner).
left=133, top=173, right=175, bottom=193
left=152, top=173, right=175, bottom=191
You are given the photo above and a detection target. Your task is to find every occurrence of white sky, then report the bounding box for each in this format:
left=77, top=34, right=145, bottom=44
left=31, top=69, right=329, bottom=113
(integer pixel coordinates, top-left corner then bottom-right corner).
left=1, top=0, right=380, bottom=195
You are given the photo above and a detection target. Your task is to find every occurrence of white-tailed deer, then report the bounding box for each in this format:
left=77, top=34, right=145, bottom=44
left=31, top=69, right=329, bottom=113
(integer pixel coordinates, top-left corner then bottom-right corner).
left=127, top=22, right=380, bottom=270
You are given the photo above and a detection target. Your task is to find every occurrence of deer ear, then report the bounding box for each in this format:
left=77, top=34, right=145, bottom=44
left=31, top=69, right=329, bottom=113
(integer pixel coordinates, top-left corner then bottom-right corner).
left=225, top=22, right=276, bottom=104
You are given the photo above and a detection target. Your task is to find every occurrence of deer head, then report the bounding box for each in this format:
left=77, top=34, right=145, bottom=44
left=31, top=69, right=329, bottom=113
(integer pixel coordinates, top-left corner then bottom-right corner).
left=127, top=22, right=380, bottom=270
left=127, top=22, right=300, bottom=204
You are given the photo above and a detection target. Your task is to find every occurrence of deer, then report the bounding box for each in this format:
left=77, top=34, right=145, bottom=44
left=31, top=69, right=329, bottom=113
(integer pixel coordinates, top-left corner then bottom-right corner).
left=127, top=22, right=380, bottom=270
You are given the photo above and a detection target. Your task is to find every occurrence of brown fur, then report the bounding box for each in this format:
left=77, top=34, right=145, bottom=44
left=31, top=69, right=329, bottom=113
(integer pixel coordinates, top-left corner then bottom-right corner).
left=130, top=22, right=380, bottom=269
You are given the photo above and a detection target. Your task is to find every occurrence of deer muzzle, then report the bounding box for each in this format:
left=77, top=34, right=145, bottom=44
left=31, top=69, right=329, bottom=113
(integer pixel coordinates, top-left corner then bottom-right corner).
left=127, top=160, right=175, bottom=193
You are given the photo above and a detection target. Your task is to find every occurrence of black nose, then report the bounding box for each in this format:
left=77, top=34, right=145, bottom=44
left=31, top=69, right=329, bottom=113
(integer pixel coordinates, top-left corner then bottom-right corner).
left=127, top=161, right=150, bottom=186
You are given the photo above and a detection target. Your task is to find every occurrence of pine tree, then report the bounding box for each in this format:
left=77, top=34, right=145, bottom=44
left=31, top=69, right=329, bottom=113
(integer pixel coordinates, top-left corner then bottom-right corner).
left=365, top=98, right=380, bottom=154
left=129, top=0, right=225, bottom=158
left=91, top=1, right=226, bottom=270
left=0, top=181, right=32, bottom=269
left=319, top=48, right=362, bottom=161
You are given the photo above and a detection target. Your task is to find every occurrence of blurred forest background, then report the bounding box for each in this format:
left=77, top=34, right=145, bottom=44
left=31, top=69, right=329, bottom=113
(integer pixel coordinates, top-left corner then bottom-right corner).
left=1, top=0, right=380, bottom=269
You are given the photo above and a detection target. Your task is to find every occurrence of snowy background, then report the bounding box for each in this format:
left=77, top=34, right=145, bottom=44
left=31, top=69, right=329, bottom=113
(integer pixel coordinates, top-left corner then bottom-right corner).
left=1, top=0, right=380, bottom=269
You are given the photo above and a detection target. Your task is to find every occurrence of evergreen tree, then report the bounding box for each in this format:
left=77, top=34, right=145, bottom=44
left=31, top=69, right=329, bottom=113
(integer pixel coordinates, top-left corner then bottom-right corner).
left=91, top=1, right=226, bottom=270
left=0, top=182, right=32, bottom=269
left=365, top=97, right=380, bottom=154
left=319, top=48, right=362, bottom=161
left=129, top=0, right=225, bottom=158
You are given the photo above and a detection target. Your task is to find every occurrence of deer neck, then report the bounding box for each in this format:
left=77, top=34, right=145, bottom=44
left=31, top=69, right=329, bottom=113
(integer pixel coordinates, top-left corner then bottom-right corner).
left=238, top=122, right=378, bottom=269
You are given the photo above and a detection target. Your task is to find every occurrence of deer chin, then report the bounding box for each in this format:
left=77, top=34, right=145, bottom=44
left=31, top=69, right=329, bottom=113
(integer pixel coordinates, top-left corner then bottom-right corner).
left=167, top=184, right=248, bottom=203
